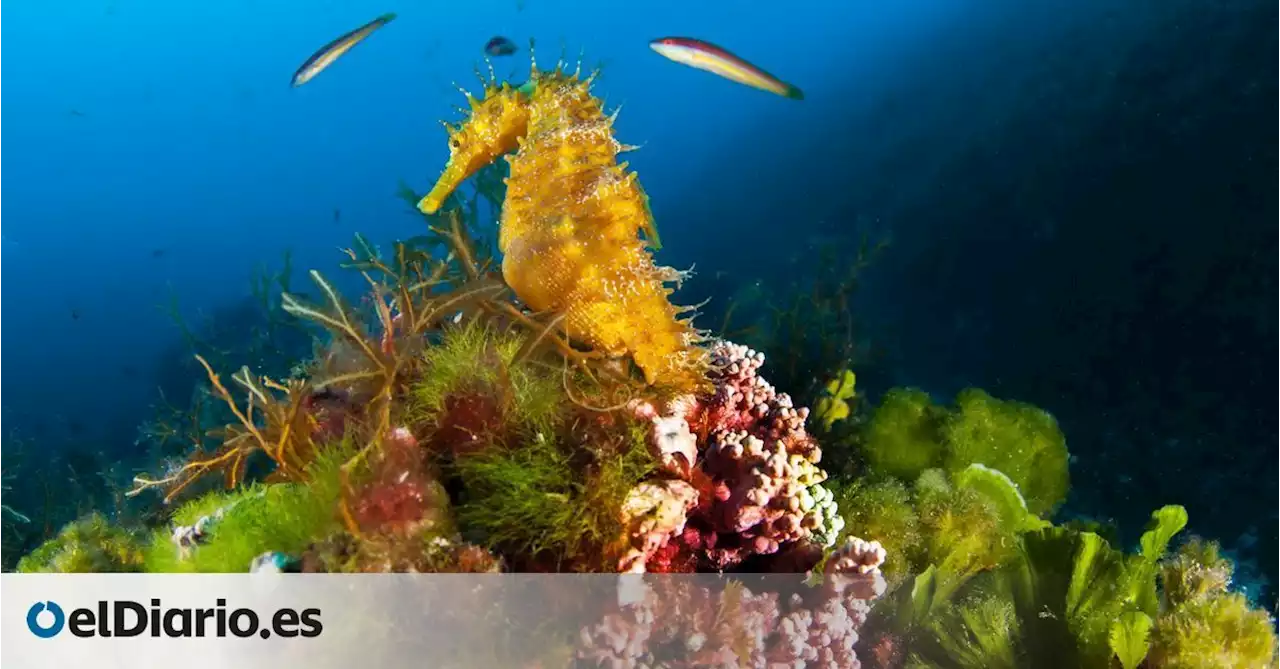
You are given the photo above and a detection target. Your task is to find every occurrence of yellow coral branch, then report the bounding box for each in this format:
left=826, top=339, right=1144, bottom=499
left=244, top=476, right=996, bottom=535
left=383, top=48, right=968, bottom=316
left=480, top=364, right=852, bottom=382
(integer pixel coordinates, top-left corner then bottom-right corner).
left=197, top=355, right=269, bottom=453
left=282, top=270, right=388, bottom=372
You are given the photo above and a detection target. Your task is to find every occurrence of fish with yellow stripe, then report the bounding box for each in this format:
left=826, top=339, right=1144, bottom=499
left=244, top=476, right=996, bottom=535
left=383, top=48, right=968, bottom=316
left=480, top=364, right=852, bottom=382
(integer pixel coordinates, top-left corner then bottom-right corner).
left=648, top=37, right=804, bottom=100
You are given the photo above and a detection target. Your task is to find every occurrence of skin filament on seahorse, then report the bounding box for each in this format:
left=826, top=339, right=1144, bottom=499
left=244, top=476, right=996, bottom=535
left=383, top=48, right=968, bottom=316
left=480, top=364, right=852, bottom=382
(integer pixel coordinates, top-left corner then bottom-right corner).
left=418, top=54, right=707, bottom=392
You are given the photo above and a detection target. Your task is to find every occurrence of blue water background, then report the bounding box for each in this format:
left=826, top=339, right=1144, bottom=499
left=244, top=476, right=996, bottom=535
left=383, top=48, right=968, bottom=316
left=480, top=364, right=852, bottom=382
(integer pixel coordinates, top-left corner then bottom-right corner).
left=1, top=0, right=939, bottom=448
left=2, top=0, right=1274, bottom=589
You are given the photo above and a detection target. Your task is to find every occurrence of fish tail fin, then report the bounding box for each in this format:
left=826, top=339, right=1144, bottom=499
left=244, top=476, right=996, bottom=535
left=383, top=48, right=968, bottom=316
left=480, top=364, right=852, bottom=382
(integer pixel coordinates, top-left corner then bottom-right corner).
left=782, top=83, right=804, bottom=100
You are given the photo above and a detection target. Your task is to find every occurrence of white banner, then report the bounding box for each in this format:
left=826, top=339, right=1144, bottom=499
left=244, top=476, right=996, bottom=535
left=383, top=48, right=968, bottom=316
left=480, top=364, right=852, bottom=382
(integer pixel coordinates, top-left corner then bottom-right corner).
left=3, top=573, right=881, bottom=668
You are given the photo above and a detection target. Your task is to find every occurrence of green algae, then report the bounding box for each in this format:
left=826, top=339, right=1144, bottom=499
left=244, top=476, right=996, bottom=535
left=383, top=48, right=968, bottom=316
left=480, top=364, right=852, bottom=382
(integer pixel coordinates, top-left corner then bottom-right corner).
left=453, top=420, right=656, bottom=569
left=407, top=321, right=565, bottom=439
left=17, top=512, right=146, bottom=573
left=857, top=387, right=1070, bottom=517
left=142, top=440, right=356, bottom=573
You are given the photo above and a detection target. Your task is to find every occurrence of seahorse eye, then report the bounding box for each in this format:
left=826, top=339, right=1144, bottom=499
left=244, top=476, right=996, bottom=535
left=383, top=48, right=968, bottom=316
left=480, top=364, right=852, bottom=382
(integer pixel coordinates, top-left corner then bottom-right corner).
left=449, top=137, right=461, bottom=150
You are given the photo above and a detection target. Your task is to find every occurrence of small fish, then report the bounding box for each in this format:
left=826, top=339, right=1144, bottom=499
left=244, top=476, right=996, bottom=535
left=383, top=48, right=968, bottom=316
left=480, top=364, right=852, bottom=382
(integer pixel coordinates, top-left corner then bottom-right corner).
left=648, top=37, right=803, bottom=100
left=484, top=36, right=518, bottom=57
left=291, top=13, right=397, bottom=87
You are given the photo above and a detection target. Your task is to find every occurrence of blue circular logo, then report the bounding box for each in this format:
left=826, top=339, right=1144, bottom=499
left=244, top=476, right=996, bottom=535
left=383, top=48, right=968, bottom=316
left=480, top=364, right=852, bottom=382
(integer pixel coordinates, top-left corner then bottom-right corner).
left=27, top=601, right=65, bottom=638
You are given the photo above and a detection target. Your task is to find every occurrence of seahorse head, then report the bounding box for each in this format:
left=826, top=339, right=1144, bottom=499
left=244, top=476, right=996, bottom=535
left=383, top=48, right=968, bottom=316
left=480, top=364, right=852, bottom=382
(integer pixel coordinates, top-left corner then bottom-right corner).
left=418, top=82, right=532, bottom=215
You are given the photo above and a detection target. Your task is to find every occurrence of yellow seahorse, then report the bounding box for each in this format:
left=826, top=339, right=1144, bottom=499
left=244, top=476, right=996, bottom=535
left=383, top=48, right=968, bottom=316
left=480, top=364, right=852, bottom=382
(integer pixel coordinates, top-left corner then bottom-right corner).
left=418, top=53, right=708, bottom=392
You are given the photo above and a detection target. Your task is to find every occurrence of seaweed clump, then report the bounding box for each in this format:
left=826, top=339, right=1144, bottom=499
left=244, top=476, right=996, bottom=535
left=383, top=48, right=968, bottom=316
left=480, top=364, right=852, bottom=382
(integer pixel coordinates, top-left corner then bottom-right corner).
left=114, top=186, right=657, bottom=572
left=1147, top=538, right=1277, bottom=668
left=813, top=382, right=1277, bottom=669
left=404, top=319, right=662, bottom=571
left=856, top=506, right=1276, bottom=669
left=813, top=383, right=1064, bottom=599
left=16, top=512, right=145, bottom=573
left=854, top=387, right=1070, bottom=517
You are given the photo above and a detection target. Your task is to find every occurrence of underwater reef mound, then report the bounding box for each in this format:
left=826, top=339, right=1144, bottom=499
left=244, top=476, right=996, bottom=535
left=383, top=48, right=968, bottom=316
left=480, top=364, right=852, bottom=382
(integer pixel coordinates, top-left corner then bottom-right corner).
left=15, top=51, right=1276, bottom=669
left=342, top=328, right=843, bottom=575
left=101, top=49, right=854, bottom=578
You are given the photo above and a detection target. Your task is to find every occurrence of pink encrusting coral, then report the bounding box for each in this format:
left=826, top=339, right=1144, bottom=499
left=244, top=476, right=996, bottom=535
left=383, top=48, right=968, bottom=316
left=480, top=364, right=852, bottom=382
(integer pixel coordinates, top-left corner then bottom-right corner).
left=618, top=479, right=700, bottom=574
left=623, top=340, right=845, bottom=572
left=576, top=536, right=888, bottom=667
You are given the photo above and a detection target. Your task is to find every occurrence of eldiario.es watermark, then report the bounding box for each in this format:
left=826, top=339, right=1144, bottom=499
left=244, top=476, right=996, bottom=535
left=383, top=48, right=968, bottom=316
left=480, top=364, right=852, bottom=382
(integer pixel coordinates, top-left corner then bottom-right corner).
left=27, top=599, right=322, bottom=639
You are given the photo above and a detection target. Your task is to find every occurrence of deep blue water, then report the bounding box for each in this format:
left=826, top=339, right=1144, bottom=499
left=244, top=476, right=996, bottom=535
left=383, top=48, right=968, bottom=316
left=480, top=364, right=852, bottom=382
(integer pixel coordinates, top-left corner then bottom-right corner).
left=2, top=0, right=1274, bottom=590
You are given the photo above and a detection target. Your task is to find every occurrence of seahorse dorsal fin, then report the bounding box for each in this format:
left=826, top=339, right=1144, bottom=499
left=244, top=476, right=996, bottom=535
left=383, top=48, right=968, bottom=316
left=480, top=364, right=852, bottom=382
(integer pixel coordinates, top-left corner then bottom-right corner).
left=642, top=218, right=662, bottom=250
left=640, top=193, right=662, bottom=249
